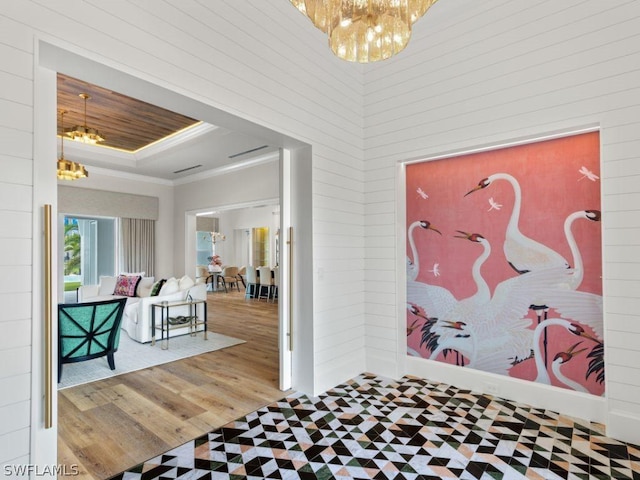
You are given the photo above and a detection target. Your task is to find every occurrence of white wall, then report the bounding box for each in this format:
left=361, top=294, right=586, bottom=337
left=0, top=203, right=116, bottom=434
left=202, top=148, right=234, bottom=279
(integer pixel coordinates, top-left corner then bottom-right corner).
left=362, top=0, right=640, bottom=444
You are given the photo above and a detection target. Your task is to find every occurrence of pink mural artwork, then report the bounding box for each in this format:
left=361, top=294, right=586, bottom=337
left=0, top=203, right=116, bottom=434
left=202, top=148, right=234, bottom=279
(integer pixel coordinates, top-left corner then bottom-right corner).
left=406, top=132, right=603, bottom=396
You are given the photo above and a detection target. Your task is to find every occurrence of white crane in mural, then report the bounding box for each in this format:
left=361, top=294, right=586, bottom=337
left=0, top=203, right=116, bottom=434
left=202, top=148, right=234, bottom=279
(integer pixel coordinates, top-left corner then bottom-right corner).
left=406, top=220, right=442, bottom=281
left=410, top=231, right=570, bottom=375
left=465, top=173, right=570, bottom=275
left=559, top=209, right=601, bottom=291
left=407, top=231, right=492, bottom=322
left=551, top=343, right=590, bottom=394
left=465, top=174, right=602, bottom=368
left=427, top=318, right=532, bottom=376
left=532, top=317, right=600, bottom=392
left=534, top=209, right=602, bottom=365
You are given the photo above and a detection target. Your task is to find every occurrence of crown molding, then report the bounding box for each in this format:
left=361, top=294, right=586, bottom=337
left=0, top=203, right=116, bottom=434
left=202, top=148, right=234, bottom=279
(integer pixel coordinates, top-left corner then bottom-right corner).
left=134, top=122, right=219, bottom=160
left=82, top=166, right=175, bottom=186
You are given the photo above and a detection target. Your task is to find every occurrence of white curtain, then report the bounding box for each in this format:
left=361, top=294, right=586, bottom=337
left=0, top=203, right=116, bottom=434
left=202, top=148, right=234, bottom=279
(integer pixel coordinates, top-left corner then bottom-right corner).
left=119, top=218, right=155, bottom=276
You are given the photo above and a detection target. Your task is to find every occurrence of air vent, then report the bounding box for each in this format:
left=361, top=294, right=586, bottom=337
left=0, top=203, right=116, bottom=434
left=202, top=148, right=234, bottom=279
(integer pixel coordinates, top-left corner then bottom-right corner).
left=228, top=145, right=269, bottom=159
left=173, top=164, right=202, bottom=174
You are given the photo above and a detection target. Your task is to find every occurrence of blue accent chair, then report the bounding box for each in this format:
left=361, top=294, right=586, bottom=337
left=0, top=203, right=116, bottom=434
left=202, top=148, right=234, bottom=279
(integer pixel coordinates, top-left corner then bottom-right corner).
left=58, top=297, right=127, bottom=382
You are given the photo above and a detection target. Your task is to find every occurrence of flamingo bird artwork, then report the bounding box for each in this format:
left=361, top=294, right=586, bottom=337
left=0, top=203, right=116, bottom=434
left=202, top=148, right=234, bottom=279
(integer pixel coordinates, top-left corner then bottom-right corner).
left=406, top=220, right=441, bottom=281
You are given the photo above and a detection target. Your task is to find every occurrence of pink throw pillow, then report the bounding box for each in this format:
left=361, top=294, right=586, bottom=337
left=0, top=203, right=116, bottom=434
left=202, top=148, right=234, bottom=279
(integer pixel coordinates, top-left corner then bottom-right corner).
left=113, top=275, right=142, bottom=297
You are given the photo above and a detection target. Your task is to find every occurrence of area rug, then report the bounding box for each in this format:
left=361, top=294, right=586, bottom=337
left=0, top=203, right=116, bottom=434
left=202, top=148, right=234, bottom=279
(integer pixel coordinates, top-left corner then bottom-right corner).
left=58, top=331, right=245, bottom=389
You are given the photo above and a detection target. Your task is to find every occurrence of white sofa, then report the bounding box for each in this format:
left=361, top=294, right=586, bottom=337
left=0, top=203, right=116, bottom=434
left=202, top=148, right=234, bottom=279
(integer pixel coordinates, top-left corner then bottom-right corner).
left=78, top=275, right=207, bottom=344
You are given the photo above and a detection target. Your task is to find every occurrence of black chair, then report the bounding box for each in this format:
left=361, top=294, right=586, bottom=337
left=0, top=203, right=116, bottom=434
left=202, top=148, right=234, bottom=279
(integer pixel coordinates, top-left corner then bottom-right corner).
left=58, top=297, right=127, bottom=382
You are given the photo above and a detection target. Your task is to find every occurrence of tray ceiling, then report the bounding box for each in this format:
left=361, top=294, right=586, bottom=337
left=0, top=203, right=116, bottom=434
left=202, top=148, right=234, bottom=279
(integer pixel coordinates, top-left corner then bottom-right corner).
left=57, top=73, right=200, bottom=152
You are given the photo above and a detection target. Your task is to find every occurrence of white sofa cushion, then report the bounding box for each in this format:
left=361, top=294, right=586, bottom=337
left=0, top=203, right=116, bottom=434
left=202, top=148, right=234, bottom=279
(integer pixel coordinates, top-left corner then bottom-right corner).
left=98, top=276, right=118, bottom=296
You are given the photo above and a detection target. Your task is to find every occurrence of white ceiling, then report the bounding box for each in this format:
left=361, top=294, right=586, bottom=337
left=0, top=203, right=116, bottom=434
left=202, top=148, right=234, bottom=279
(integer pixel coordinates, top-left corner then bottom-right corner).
left=61, top=120, right=281, bottom=181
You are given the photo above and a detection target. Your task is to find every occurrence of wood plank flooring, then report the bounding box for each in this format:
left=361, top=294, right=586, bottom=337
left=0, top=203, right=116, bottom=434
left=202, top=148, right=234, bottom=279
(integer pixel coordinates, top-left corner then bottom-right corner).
left=57, top=290, right=285, bottom=480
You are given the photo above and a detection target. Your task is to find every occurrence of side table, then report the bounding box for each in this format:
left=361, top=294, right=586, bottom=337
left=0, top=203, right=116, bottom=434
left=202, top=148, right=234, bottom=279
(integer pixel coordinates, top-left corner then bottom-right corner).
left=151, top=298, right=207, bottom=349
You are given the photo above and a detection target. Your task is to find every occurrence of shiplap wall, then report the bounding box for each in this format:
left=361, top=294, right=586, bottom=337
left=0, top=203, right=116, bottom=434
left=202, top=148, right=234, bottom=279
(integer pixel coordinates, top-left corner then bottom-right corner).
left=363, top=0, right=640, bottom=444
left=0, top=0, right=366, bottom=466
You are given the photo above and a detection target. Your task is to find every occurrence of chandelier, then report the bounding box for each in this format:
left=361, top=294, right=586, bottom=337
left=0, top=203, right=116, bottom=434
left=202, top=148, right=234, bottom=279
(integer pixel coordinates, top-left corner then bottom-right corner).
left=57, top=110, right=88, bottom=181
left=289, top=0, right=438, bottom=63
left=209, top=231, right=226, bottom=244
left=65, top=93, right=105, bottom=144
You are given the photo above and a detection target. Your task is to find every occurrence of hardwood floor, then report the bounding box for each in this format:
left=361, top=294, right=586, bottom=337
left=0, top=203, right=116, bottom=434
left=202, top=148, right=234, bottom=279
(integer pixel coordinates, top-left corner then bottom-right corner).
left=57, top=290, right=285, bottom=480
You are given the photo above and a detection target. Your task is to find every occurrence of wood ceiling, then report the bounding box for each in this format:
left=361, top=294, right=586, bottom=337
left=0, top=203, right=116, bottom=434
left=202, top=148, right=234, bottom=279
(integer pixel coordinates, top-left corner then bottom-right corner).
left=56, top=74, right=199, bottom=152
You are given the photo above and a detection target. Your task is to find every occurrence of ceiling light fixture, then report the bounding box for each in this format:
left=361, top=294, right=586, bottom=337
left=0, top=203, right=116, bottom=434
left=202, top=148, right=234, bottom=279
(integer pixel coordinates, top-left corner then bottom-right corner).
left=57, top=109, right=89, bottom=181
left=209, top=231, right=226, bottom=244
left=65, top=93, right=105, bottom=144
left=289, top=0, right=438, bottom=63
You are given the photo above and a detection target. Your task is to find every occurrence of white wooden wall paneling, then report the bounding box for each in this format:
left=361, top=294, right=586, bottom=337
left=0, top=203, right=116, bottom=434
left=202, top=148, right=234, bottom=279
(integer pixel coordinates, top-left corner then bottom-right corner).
left=128, top=1, right=363, bottom=120
left=364, top=0, right=629, bottom=97
left=91, top=2, right=363, bottom=144
left=366, top=82, right=640, bottom=161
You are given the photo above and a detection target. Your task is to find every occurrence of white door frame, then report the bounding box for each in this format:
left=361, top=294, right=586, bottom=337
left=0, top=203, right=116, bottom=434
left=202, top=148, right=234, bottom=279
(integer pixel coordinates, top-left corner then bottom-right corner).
left=31, top=51, right=59, bottom=475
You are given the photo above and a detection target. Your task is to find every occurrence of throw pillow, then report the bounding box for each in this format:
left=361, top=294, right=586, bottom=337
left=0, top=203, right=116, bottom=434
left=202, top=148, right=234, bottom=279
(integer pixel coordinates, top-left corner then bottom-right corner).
left=178, top=275, right=195, bottom=291
left=150, top=279, right=166, bottom=296
left=113, top=274, right=142, bottom=297
left=159, top=277, right=180, bottom=296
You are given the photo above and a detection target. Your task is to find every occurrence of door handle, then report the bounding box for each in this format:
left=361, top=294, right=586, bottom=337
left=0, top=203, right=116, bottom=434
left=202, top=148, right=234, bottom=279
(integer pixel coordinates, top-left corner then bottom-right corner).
left=44, top=204, right=53, bottom=429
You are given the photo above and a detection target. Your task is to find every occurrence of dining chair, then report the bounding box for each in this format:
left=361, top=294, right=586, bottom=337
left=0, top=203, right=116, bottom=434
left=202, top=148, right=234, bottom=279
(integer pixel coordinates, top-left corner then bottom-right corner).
left=270, top=266, right=279, bottom=302
left=257, top=266, right=272, bottom=301
left=218, top=266, right=240, bottom=293
left=245, top=266, right=258, bottom=299
left=58, top=297, right=127, bottom=382
left=237, top=266, right=247, bottom=288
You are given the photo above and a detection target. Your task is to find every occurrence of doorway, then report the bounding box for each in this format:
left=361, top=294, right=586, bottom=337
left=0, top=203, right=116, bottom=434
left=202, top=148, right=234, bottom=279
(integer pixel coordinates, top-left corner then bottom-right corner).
left=34, top=40, right=314, bottom=473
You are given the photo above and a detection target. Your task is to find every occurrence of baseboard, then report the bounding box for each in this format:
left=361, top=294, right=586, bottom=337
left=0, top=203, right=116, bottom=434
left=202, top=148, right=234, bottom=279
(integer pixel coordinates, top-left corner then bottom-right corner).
left=404, top=356, right=606, bottom=424
left=606, top=410, right=640, bottom=445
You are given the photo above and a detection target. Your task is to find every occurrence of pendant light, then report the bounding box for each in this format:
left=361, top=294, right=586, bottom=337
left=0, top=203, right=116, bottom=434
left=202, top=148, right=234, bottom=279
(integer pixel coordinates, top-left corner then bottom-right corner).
left=57, top=109, right=89, bottom=180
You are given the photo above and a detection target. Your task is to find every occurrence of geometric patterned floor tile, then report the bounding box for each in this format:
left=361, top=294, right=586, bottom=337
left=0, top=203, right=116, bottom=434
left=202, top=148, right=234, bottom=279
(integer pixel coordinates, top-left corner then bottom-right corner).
left=109, top=374, right=640, bottom=480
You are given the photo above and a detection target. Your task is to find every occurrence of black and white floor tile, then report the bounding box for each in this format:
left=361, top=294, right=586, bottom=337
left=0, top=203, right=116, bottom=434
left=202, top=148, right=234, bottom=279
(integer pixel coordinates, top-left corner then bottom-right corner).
left=111, top=374, right=640, bottom=479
